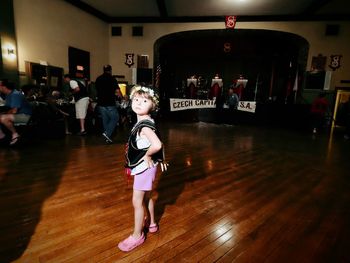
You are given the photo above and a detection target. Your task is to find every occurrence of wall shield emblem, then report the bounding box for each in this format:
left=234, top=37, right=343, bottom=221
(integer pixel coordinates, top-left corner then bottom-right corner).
left=329, top=55, right=342, bottom=71
left=125, top=53, right=134, bottom=67
left=225, top=16, right=237, bottom=29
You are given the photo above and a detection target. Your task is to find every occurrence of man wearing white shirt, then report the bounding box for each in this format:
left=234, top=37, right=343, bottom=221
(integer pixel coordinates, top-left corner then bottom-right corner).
left=63, top=74, right=89, bottom=135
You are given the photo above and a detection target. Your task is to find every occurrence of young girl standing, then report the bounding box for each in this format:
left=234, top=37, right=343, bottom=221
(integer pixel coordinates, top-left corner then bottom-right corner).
left=118, top=85, right=168, bottom=252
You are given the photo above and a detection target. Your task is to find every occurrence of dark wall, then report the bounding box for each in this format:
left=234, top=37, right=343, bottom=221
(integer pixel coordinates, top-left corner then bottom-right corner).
left=68, top=46, right=90, bottom=80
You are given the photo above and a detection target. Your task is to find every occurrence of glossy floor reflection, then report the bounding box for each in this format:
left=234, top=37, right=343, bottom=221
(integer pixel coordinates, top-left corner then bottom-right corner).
left=0, top=122, right=349, bottom=262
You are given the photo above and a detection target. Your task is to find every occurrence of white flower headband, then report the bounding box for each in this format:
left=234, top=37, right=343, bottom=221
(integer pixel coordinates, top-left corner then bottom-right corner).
left=130, top=85, right=159, bottom=106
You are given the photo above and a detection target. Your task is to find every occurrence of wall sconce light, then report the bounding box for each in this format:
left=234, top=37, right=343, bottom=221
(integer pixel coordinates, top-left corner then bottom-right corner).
left=1, top=38, right=17, bottom=63
left=7, top=48, right=15, bottom=55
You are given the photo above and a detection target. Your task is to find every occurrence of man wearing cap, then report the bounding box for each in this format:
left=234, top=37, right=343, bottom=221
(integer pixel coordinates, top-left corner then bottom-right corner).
left=95, top=65, right=120, bottom=143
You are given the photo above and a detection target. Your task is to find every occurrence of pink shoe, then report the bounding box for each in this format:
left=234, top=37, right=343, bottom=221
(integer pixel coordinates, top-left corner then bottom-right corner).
left=148, top=223, right=158, bottom=233
left=118, top=233, right=145, bottom=252
left=143, top=218, right=158, bottom=233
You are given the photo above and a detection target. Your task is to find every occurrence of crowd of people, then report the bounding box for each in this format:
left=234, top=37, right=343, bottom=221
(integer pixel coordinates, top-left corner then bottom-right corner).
left=0, top=65, right=133, bottom=146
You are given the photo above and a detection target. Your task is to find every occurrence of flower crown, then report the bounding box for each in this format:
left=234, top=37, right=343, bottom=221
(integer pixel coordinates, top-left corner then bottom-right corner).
left=130, top=85, right=159, bottom=106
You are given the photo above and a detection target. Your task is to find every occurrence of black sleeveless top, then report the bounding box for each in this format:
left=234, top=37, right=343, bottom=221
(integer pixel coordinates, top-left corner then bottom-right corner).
left=125, top=119, right=164, bottom=168
left=72, top=79, right=88, bottom=101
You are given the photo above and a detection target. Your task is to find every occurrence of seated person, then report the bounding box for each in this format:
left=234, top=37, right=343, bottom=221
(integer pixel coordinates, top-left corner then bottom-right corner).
left=119, top=94, right=132, bottom=125
left=21, top=84, right=40, bottom=102
left=50, top=90, right=72, bottom=135
left=0, top=79, right=32, bottom=145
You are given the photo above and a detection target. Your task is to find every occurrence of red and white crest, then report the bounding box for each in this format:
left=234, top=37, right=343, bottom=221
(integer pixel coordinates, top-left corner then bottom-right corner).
left=225, top=16, right=237, bottom=29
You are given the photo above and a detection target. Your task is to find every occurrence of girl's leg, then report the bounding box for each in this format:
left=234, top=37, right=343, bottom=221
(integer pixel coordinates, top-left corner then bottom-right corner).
left=118, top=189, right=146, bottom=252
left=132, top=189, right=145, bottom=238
left=144, top=191, right=156, bottom=226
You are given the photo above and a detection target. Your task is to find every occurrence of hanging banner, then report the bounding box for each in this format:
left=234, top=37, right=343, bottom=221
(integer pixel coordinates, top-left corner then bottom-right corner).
left=169, top=98, right=256, bottom=113
left=237, top=101, right=256, bottom=113
left=170, top=98, right=216, bottom=111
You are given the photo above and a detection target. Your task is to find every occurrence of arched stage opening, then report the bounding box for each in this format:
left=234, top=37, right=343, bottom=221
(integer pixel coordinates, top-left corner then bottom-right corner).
left=154, top=29, right=310, bottom=125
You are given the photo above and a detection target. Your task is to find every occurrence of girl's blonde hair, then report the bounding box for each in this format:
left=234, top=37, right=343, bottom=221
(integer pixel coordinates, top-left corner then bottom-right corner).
left=130, top=85, right=159, bottom=110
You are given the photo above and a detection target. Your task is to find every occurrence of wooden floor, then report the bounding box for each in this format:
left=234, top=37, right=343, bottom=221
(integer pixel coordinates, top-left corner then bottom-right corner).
left=1, top=122, right=350, bottom=263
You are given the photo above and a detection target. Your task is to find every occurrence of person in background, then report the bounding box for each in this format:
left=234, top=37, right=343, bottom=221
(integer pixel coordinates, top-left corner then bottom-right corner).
left=63, top=74, right=89, bottom=135
left=87, top=80, right=97, bottom=110
left=227, top=87, right=239, bottom=110
left=95, top=65, right=120, bottom=143
left=342, top=96, right=350, bottom=140
left=222, top=87, right=239, bottom=124
left=0, top=79, right=32, bottom=145
left=86, top=80, right=98, bottom=128
left=120, top=94, right=132, bottom=126
left=49, top=89, right=72, bottom=135
left=21, top=84, right=40, bottom=102
left=310, top=92, right=329, bottom=134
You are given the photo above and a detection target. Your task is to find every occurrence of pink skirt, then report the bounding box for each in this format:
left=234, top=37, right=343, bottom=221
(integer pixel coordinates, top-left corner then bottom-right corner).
left=133, top=166, right=157, bottom=191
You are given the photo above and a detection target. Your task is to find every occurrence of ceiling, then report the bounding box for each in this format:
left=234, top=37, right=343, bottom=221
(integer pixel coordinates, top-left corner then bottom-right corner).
left=65, top=0, right=350, bottom=23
